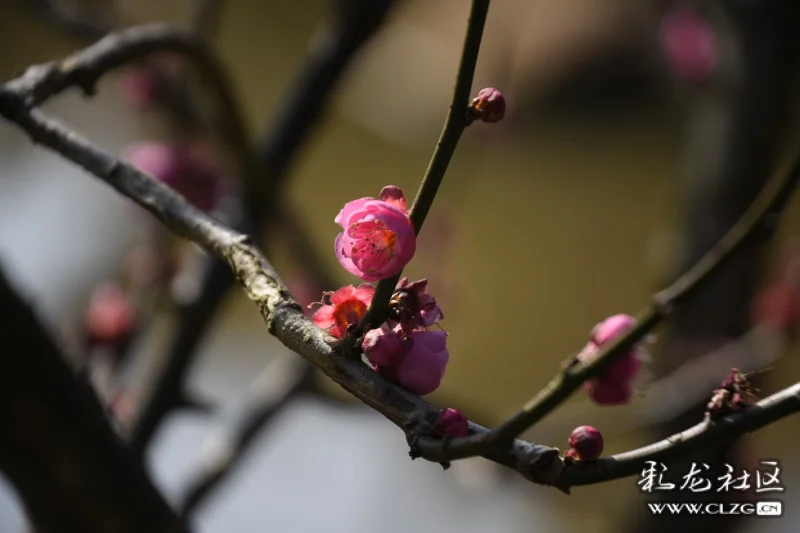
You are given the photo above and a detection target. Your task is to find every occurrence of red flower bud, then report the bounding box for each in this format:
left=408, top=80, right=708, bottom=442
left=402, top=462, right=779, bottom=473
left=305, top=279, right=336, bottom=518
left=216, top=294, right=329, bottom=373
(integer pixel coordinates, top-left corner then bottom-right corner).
left=432, top=408, right=469, bottom=438
left=566, top=425, right=604, bottom=463
left=469, top=88, right=506, bottom=123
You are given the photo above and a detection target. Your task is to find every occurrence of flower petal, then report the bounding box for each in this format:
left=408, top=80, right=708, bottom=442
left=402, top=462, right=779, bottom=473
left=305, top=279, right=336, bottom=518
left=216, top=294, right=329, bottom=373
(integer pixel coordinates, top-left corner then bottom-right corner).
left=330, top=285, right=356, bottom=305
left=395, top=335, right=449, bottom=396
left=355, top=283, right=376, bottom=303
left=312, top=305, right=336, bottom=329
left=335, top=233, right=373, bottom=279
left=334, top=197, right=372, bottom=227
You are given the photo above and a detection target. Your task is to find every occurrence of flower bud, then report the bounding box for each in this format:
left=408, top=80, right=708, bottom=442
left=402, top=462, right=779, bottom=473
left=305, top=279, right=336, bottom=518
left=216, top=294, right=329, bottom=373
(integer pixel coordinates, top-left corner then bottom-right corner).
left=469, top=88, right=506, bottom=123
left=394, top=330, right=449, bottom=395
left=432, top=408, right=469, bottom=438
left=363, top=322, right=404, bottom=366
left=566, top=425, right=604, bottom=463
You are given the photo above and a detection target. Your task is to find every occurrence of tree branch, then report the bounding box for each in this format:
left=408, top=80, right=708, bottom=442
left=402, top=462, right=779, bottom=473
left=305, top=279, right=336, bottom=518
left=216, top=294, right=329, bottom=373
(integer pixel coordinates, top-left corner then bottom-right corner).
left=130, top=1, right=396, bottom=453
left=0, top=266, right=187, bottom=533
left=410, top=144, right=800, bottom=460
left=0, top=73, right=564, bottom=485
left=490, top=142, right=800, bottom=443
left=3, top=19, right=800, bottom=497
left=556, top=381, right=800, bottom=491
left=358, top=0, right=492, bottom=335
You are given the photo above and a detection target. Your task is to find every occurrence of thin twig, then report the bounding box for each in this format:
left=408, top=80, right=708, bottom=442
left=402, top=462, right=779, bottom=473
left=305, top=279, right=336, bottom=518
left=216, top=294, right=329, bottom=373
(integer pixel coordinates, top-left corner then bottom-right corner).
left=0, top=266, right=187, bottom=533
left=131, top=0, right=396, bottom=453
left=411, top=146, right=800, bottom=460
left=490, top=146, right=800, bottom=443
left=24, top=0, right=113, bottom=41
left=357, top=0, right=491, bottom=335
left=556, top=382, right=800, bottom=491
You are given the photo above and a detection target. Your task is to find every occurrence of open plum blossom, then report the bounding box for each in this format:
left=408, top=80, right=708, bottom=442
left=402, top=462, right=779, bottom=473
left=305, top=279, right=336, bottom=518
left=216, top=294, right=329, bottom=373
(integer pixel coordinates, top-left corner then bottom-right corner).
left=575, top=314, right=652, bottom=405
left=123, top=141, right=223, bottom=212
left=311, top=284, right=375, bottom=339
left=334, top=186, right=416, bottom=281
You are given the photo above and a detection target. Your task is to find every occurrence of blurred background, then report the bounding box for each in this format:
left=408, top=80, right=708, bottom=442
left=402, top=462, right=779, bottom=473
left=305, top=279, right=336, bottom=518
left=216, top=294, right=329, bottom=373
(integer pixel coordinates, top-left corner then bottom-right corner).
left=0, top=0, right=799, bottom=532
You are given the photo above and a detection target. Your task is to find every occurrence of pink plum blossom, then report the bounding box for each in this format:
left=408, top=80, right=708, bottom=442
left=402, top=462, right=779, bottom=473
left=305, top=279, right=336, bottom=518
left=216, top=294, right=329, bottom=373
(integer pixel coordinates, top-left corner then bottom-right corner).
left=312, top=284, right=375, bottom=339
left=334, top=186, right=416, bottom=281
left=123, top=141, right=223, bottom=212
left=394, top=330, right=450, bottom=396
left=432, top=407, right=469, bottom=438
left=576, top=314, right=651, bottom=405
left=659, top=7, right=717, bottom=84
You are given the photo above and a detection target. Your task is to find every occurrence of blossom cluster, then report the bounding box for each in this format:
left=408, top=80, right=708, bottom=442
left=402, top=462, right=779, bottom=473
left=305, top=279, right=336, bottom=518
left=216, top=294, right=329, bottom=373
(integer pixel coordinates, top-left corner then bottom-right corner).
left=312, top=185, right=450, bottom=396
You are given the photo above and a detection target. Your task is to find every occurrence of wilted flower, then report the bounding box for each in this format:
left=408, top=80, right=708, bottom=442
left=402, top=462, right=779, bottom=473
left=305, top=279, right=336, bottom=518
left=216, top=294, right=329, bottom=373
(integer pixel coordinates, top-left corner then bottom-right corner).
left=576, top=314, right=651, bottom=405
left=389, top=277, right=443, bottom=330
left=705, top=368, right=758, bottom=421
left=469, top=88, right=506, bottom=123
left=334, top=186, right=416, bottom=281
left=85, top=283, right=137, bottom=346
left=311, top=284, right=375, bottom=339
left=565, top=425, right=604, bottom=463
left=123, top=141, right=223, bottom=212
left=432, top=407, right=469, bottom=438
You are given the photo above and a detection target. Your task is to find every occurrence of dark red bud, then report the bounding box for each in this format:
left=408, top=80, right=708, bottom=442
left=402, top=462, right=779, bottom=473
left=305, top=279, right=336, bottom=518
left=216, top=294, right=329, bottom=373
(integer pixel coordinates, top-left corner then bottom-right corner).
left=432, top=408, right=469, bottom=438
left=469, top=88, right=506, bottom=123
left=567, top=425, right=604, bottom=462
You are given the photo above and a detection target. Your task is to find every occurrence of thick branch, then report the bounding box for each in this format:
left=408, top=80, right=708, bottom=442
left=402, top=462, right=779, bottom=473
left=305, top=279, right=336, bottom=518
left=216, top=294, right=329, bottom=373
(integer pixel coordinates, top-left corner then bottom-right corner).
left=557, top=382, right=800, bottom=491
left=358, top=0, right=491, bottom=334
left=131, top=2, right=396, bottom=453
left=6, top=23, right=252, bottom=173
left=0, top=267, right=186, bottom=533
